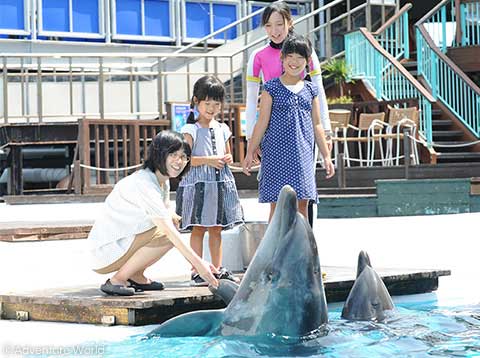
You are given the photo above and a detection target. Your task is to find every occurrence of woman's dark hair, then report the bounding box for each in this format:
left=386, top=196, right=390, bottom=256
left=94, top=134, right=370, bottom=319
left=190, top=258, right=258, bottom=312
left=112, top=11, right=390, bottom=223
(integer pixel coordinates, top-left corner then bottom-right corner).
left=143, top=130, right=191, bottom=178
left=186, top=75, right=225, bottom=124
left=261, top=1, right=293, bottom=29
left=281, top=33, right=312, bottom=71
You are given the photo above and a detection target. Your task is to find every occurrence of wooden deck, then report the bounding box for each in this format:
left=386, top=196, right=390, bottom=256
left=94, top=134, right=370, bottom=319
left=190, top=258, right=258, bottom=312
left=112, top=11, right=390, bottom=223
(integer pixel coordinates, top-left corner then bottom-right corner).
left=0, top=267, right=451, bottom=326
left=0, top=220, right=92, bottom=242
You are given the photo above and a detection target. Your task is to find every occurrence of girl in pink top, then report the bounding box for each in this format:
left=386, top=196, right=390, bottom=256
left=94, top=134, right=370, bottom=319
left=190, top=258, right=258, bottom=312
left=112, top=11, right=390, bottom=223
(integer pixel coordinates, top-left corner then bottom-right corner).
left=245, top=1, right=332, bottom=142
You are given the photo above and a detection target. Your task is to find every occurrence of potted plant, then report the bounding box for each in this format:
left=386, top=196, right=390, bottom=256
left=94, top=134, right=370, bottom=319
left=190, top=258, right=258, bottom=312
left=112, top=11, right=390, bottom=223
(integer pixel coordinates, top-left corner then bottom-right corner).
left=322, top=58, right=353, bottom=98
left=323, top=58, right=355, bottom=111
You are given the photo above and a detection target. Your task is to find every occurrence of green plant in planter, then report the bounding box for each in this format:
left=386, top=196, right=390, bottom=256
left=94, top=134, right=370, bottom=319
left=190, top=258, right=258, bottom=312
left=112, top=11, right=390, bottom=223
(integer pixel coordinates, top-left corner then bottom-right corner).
left=322, top=58, right=354, bottom=97
left=327, top=96, right=353, bottom=105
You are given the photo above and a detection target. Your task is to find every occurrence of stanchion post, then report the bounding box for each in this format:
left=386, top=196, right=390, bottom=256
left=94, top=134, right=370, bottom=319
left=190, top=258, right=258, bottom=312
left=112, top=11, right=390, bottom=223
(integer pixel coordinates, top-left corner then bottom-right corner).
left=403, top=128, right=411, bottom=179
left=337, top=152, right=346, bottom=188
left=74, top=160, right=82, bottom=195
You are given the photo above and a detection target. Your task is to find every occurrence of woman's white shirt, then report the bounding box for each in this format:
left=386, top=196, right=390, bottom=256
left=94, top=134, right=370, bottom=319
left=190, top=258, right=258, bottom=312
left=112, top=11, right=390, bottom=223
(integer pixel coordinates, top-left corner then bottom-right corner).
left=88, top=168, right=170, bottom=269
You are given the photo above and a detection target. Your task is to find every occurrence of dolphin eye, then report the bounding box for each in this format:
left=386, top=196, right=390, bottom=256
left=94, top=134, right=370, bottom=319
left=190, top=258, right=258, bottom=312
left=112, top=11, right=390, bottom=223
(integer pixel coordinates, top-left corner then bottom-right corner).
left=265, top=269, right=280, bottom=283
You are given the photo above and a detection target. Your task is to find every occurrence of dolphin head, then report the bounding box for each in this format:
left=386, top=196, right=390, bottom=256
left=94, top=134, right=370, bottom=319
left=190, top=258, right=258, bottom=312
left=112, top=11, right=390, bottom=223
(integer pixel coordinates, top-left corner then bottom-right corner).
left=341, top=251, right=394, bottom=321
left=221, top=185, right=328, bottom=337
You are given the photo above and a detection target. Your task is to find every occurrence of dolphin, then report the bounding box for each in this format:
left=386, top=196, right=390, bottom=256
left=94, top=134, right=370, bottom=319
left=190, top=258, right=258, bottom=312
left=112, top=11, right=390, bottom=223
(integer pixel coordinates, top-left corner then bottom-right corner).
left=341, top=251, right=394, bottom=321
left=150, top=185, right=328, bottom=337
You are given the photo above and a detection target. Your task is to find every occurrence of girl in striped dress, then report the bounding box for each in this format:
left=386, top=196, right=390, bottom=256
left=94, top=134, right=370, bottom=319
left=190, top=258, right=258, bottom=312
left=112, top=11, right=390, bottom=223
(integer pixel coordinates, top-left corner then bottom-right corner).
left=176, top=75, right=244, bottom=286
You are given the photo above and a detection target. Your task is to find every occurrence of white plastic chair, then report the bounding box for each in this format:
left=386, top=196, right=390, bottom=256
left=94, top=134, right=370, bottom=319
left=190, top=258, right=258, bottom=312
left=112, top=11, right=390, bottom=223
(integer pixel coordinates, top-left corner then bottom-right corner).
left=348, top=112, right=386, bottom=167
left=329, top=109, right=352, bottom=167
left=385, top=107, right=420, bottom=166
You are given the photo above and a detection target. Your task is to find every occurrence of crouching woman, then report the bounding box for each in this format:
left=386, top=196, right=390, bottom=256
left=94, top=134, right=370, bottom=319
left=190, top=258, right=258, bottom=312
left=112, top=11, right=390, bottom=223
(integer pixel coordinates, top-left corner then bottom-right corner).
left=88, top=130, right=218, bottom=296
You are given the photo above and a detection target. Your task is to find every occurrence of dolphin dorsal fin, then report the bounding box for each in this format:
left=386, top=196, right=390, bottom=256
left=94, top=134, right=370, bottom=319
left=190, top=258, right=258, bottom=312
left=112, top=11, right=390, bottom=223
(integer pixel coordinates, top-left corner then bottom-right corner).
left=356, top=251, right=372, bottom=278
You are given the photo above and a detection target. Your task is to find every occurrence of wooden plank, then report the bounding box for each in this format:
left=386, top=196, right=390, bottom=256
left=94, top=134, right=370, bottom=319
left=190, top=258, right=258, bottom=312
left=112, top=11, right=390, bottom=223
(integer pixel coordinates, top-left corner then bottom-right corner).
left=0, top=224, right=92, bottom=234
left=103, top=125, right=110, bottom=185
left=94, top=124, right=101, bottom=185
left=0, top=268, right=450, bottom=325
left=122, top=125, right=128, bottom=178
left=1, top=232, right=89, bottom=242
left=1, top=302, right=131, bottom=325
left=0, top=221, right=92, bottom=242
left=3, top=194, right=107, bottom=205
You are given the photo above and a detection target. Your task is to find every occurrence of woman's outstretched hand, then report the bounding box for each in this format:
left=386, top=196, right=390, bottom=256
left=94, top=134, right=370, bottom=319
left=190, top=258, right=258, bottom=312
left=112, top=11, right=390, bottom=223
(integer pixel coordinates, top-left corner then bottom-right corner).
left=196, top=260, right=219, bottom=288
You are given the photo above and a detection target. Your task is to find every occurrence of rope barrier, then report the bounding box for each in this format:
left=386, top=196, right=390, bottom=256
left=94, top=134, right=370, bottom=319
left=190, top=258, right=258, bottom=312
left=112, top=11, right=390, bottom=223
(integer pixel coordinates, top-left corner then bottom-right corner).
left=79, top=163, right=143, bottom=171
left=78, top=162, right=260, bottom=173
left=405, top=133, right=480, bottom=148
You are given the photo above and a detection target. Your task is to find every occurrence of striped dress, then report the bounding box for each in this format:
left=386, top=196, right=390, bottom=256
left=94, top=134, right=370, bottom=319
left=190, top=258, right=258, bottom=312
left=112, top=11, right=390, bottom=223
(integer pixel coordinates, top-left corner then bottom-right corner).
left=176, top=121, right=244, bottom=231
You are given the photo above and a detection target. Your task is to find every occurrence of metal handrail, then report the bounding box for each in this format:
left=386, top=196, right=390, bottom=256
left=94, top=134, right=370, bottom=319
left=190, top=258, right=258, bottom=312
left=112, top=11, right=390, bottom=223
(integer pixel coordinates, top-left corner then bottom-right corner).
left=346, top=28, right=435, bottom=143
left=371, top=3, right=411, bottom=60
left=415, top=0, right=480, bottom=137
left=172, top=7, right=266, bottom=55
left=0, top=0, right=401, bottom=124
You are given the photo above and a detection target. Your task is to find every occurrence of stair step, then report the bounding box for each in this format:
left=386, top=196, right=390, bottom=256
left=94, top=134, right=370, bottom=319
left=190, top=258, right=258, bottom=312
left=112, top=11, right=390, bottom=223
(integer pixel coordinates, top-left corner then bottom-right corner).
left=433, top=141, right=473, bottom=152
left=432, top=130, right=464, bottom=139
left=432, top=109, right=443, bottom=117
left=408, top=70, right=418, bottom=77
left=402, top=61, right=417, bottom=69
left=436, top=152, right=480, bottom=162
left=432, top=119, right=453, bottom=127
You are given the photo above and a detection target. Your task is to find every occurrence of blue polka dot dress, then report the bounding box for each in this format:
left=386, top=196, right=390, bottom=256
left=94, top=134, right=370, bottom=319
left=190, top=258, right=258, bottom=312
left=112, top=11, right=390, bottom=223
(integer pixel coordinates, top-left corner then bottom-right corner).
left=259, top=77, right=318, bottom=203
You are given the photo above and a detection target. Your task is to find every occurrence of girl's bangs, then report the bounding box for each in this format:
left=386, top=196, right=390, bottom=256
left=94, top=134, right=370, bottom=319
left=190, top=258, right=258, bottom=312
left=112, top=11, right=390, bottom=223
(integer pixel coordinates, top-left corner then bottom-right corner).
left=204, top=83, right=225, bottom=102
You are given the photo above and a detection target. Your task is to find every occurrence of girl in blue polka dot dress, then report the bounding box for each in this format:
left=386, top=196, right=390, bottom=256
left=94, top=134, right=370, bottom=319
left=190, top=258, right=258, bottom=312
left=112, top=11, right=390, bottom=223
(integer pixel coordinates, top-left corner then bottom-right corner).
left=243, top=34, right=335, bottom=221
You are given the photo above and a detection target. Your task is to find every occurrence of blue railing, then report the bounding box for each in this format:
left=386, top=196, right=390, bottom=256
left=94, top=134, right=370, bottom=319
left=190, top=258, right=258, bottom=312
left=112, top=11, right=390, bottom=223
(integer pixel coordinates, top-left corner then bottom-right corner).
left=458, top=0, right=480, bottom=47
left=416, top=0, right=480, bottom=138
left=372, top=3, right=411, bottom=60
left=346, top=29, right=435, bottom=143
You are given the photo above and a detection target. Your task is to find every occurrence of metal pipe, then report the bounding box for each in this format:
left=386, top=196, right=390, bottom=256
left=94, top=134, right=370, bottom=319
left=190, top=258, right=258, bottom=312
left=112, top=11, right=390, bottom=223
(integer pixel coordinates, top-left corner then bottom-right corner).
left=337, top=153, right=346, bottom=188
left=0, top=168, right=68, bottom=184
left=99, top=57, right=105, bottom=120
left=37, top=57, right=43, bottom=123
left=403, top=128, right=411, bottom=179
left=3, top=57, right=8, bottom=123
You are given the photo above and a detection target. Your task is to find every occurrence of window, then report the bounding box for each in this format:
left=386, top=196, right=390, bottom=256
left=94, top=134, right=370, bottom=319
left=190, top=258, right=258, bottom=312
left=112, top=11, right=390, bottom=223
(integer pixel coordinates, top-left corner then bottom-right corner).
left=39, top=0, right=104, bottom=38
left=184, top=0, right=238, bottom=41
left=113, top=0, right=173, bottom=40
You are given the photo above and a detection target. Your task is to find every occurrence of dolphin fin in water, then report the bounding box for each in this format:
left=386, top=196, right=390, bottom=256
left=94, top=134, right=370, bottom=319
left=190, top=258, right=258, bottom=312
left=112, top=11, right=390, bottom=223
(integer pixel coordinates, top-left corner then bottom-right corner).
left=149, top=310, right=224, bottom=337
left=341, top=251, right=394, bottom=321
left=356, top=250, right=372, bottom=278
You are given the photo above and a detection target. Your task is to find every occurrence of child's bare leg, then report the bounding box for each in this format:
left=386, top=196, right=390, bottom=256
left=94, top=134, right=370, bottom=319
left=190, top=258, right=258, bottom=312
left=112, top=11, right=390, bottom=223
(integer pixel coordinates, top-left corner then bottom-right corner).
left=268, top=202, right=277, bottom=223
left=208, top=226, right=223, bottom=268
left=190, top=226, right=206, bottom=271
left=298, top=199, right=309, bottom=219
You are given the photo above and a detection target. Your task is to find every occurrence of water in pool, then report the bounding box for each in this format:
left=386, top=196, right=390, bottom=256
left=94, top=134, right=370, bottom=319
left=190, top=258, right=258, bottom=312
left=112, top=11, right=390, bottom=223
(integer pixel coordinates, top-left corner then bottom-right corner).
left=29, top=293, right=480, bottom=358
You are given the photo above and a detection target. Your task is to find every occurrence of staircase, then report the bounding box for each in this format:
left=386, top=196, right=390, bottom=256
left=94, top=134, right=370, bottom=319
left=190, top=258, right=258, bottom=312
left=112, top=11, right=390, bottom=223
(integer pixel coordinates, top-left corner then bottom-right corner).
left=414, top=0, right=480, bottom=164
left=402, top=56, right=480, bottom=163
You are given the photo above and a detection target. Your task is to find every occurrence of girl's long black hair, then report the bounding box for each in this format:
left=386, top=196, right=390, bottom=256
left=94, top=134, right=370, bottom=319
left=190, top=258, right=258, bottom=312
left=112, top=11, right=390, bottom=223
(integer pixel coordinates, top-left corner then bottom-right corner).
left=186, top=75, right=225, bottom=124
